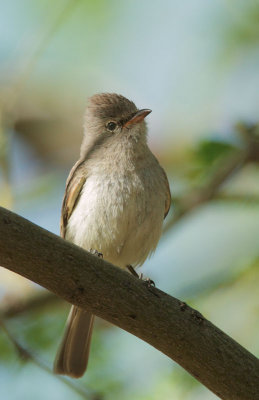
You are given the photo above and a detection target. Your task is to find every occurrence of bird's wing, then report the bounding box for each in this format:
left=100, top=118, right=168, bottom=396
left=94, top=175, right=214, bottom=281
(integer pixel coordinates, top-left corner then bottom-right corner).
left=162, top=167, right=171, bottom=219
left=60, top=159, right=86, bottom=238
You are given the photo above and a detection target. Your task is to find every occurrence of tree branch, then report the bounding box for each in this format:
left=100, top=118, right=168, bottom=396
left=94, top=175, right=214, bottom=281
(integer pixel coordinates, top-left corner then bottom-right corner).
left=0, top=206, right=258, bottom=400
left=1, top=291, right=60, bottom=319
left=164, top=150, right=248, bottom=233
left=164, top=121, right=259, bottom=233
left=0, top=318, right=102, bottom=400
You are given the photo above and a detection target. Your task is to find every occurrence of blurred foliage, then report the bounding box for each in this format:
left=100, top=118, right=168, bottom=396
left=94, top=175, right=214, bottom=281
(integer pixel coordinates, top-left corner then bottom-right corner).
left=182, top=138, right=239, bottom=187
left=1, top=0, right=259, bottom=399
left=223, top=1, right=259, bottom=50
left=0, top=118, right=13, bottom=207
left=0, top=329, right=16, bottom=362
left=194, top=139, right=236, bottom=167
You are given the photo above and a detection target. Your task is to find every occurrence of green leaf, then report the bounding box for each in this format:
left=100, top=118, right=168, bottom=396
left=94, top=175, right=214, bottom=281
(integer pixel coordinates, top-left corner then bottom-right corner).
left=195, top=139, right=236, bottom=166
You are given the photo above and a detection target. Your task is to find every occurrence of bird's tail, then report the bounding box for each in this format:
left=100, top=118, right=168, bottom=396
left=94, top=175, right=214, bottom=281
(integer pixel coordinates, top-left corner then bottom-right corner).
left=54, top=305, right=94, bottom=378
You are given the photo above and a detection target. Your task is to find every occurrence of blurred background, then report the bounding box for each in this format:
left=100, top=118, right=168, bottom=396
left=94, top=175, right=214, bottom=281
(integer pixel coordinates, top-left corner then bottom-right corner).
left=0, top=0, right=259, bottom=399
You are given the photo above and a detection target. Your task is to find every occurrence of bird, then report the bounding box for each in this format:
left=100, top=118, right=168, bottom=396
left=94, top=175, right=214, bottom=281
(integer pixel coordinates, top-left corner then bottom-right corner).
left=54, top=93, right=171, bottom=378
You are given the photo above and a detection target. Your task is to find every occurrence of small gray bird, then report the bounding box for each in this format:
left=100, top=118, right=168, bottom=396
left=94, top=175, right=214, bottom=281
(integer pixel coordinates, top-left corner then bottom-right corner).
left=54, top=93, right=171, bottom=378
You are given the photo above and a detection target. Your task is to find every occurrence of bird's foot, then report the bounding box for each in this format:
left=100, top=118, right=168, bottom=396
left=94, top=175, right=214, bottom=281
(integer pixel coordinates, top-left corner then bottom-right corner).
left=126, top=265, right=155, bottom=287
left=89, top=249, right=103, bottom=258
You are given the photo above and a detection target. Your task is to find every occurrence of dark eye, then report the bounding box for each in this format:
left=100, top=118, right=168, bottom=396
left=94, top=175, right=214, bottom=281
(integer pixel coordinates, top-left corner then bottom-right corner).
left=106, top=121, right=117, bottom=132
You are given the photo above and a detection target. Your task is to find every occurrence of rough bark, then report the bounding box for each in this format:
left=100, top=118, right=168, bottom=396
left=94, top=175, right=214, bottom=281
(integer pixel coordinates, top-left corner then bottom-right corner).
left=0, top=206, right=258, bottom=400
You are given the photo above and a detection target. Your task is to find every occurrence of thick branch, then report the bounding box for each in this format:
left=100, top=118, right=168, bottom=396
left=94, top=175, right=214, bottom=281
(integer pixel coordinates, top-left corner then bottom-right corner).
left=0, top=207, right=258, bottom=400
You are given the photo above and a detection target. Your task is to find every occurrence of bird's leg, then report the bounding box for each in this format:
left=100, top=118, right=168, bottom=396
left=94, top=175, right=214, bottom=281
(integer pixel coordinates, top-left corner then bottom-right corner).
left=126, top=264, right=139, bottom=278
left=126, top=265, right=155, bottom=287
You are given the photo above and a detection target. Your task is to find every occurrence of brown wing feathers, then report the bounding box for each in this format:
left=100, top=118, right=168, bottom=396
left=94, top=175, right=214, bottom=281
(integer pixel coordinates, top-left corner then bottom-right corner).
left=60, top=160, right=86, bottom=238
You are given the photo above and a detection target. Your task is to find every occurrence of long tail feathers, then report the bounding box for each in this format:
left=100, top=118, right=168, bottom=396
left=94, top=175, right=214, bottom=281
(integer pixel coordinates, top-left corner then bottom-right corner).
left=54, top=306, right=94, bottom=378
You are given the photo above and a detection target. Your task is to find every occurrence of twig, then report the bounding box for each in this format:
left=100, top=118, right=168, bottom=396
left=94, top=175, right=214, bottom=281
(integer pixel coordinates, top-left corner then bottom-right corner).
left=164, top=150, right=247, bottom=232
left=164, top=121, right=259, bottom=233
left=1, top=292, right=60, bottom=319
left=0, top=318, right=103, bottom=400
left=214, top=193, right=259, bottom=205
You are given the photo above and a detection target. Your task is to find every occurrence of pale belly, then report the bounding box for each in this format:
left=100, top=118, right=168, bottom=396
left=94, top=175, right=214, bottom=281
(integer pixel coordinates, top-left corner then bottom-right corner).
left=66, top=171, right=165, bottom=268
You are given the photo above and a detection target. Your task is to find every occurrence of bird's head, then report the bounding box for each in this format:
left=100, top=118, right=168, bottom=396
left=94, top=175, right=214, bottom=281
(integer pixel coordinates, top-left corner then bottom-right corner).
left=81, top=93, right=151, bottom=156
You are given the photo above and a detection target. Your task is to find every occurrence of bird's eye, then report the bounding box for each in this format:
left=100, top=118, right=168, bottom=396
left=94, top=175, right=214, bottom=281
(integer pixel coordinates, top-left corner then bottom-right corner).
left=106, top=121, right=117, bottom=132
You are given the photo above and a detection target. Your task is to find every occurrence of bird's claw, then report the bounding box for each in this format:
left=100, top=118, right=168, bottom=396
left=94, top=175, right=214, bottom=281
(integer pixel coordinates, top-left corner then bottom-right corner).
left=127, top=265, right=155, bottom=287
left=89, top=249, right=103, bottom=258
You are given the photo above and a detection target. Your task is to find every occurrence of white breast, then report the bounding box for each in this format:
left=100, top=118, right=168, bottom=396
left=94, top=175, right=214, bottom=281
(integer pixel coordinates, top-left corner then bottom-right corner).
left=66, top=166, right=166, bottom=269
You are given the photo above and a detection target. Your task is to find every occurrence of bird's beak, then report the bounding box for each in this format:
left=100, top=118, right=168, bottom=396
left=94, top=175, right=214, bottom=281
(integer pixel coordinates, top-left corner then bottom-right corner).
left=123, top=109, right=152, bottom=128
